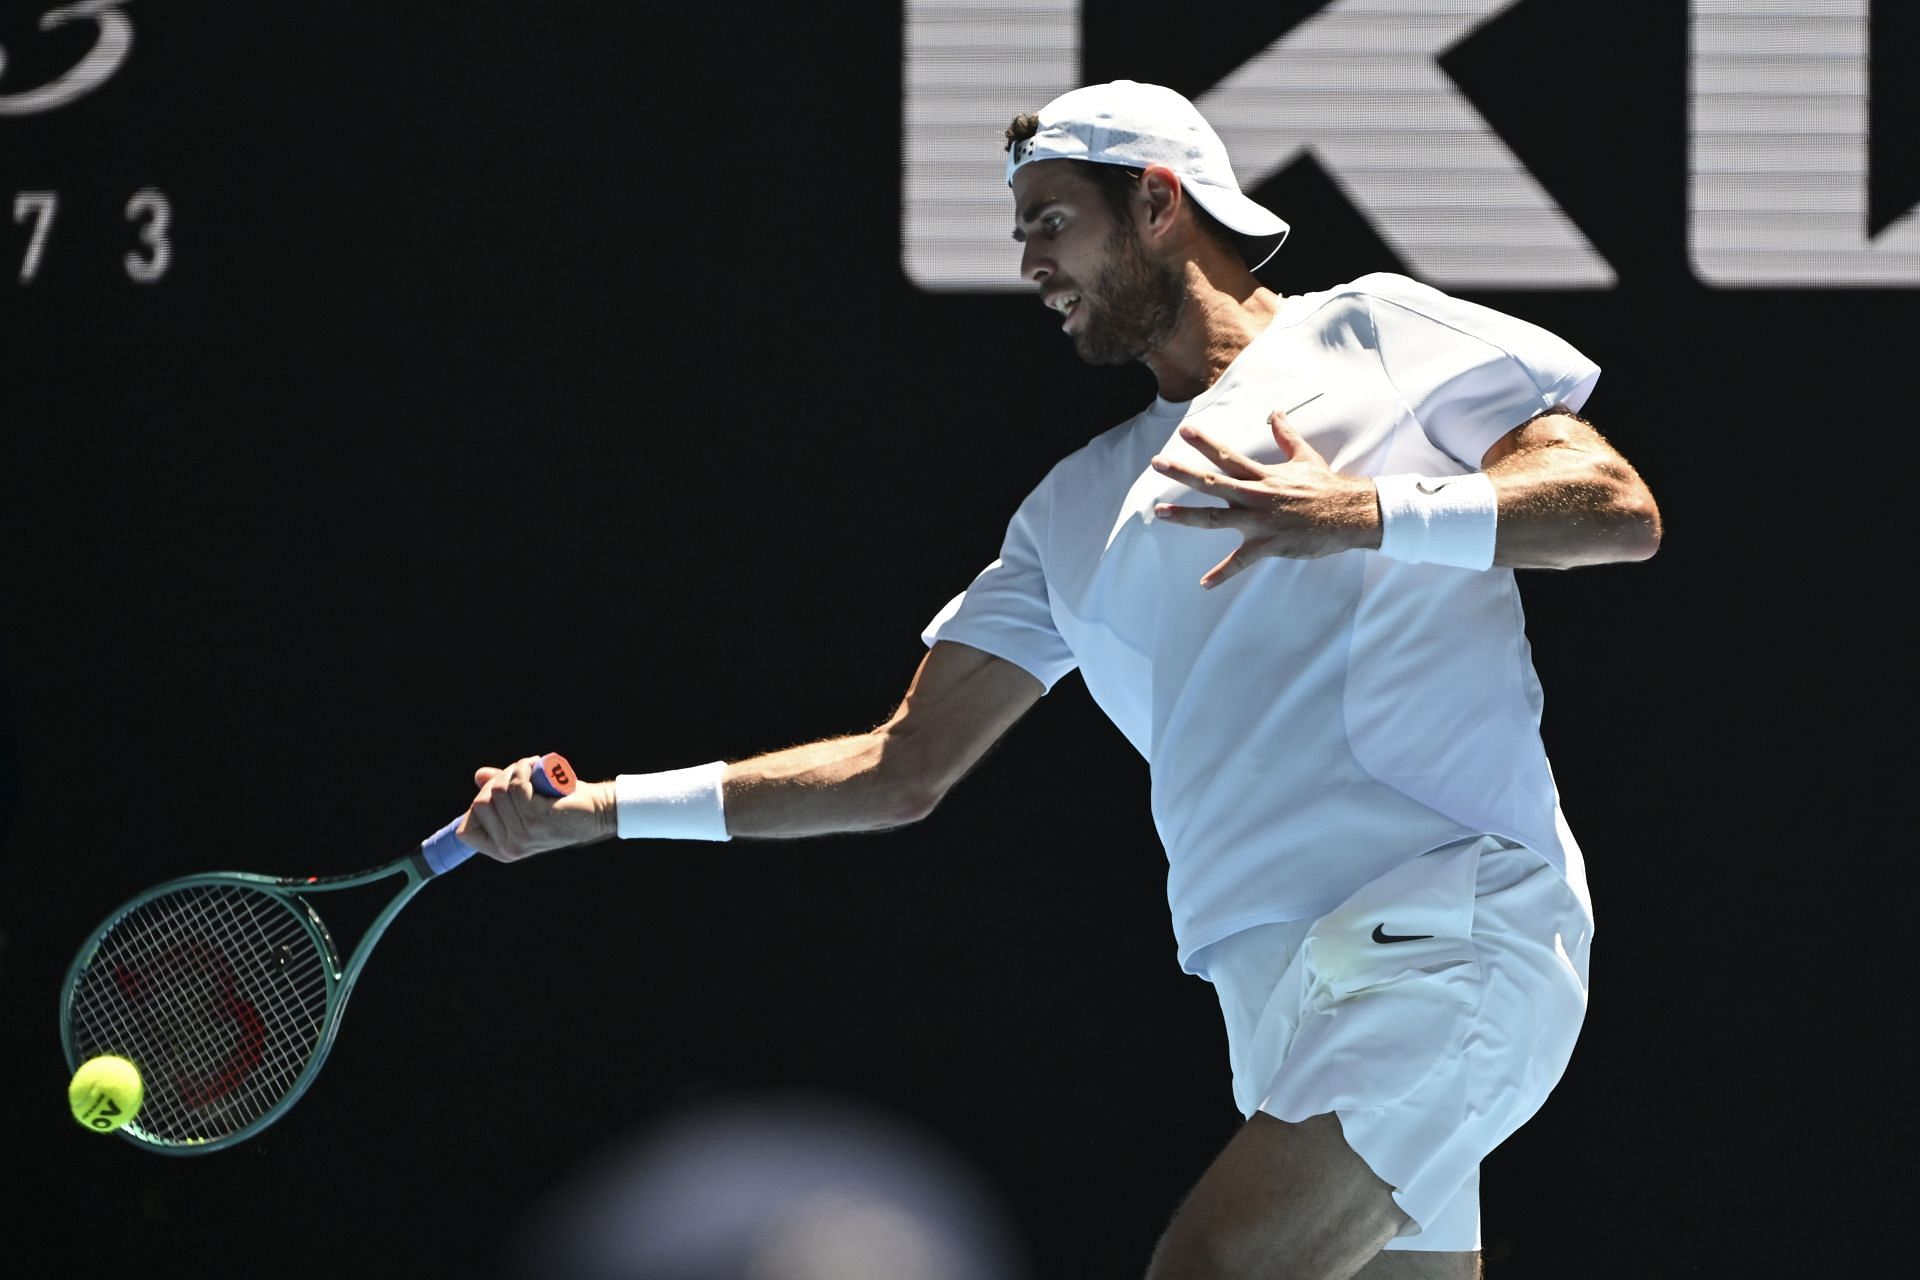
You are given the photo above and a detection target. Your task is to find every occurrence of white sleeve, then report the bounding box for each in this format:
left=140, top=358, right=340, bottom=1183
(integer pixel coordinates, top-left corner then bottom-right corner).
left=920, top=478, right=1078, bottom=693
left=1360, top=273, right=1601, bottom=469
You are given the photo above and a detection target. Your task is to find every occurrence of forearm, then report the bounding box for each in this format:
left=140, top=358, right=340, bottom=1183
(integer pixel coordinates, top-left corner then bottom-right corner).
left=1482, top=414, right=1663, bottom=569
left=491, top=729, right=926, bottom=857
left=606, top=645, right=1038, bottom=848
left=719, top=731, right=930, bottom=838
left=1368, top=411, right=1661, bottom=571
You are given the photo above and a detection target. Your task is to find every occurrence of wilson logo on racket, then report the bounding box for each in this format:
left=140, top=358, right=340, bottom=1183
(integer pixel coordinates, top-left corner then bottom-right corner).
left=111, top=940, right=266, bottom=1109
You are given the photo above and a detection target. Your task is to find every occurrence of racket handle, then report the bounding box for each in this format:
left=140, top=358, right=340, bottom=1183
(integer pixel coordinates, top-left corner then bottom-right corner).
left=420, top=753, right=578, bottom=876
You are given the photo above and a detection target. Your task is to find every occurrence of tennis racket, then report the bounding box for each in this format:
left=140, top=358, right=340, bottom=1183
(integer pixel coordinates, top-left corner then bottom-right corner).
left=57, top=752, right=576, bottom=1154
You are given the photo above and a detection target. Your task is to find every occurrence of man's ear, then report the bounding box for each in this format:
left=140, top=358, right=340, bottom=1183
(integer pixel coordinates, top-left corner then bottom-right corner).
left=1138, top=166, right=1184, bottom=242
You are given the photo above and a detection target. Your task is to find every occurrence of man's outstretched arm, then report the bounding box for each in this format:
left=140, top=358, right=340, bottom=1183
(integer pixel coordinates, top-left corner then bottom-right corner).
left=457, top=640, right=1044, bottom=861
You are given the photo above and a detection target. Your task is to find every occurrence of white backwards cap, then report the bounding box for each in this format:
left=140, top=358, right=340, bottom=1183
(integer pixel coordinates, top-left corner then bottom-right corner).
left=1006, top=80, right=1290, bottom=272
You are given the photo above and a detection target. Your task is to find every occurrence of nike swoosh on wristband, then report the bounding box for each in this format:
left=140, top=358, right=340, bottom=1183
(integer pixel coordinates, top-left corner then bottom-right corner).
left=1371, top=924, right=1434, bottom=944
left=1414, top=480, right=1450, bottom=495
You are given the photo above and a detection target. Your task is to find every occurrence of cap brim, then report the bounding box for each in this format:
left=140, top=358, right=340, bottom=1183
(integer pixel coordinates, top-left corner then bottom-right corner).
left=1184, top=183, right=1289, bottom=272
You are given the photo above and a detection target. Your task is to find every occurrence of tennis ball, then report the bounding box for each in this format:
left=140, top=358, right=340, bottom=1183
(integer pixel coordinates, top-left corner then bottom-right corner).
left=69, top=1054, right=143, bottom=1133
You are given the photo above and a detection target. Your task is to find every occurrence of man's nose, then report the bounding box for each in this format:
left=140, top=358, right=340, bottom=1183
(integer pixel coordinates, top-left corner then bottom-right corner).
left=1022, top=242, right=1052, bottom=285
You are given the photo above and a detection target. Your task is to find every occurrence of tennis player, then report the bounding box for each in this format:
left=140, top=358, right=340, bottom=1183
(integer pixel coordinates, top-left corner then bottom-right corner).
left=461, top=80, right=1661, bottom=1280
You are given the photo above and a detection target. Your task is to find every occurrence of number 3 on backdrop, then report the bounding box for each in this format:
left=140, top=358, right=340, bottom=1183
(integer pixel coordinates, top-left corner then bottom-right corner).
left=13, top=187, right=171, bottom=285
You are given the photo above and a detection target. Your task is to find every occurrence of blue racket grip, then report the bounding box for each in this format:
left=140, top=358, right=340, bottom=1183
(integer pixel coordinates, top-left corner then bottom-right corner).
left=420, top=753, right=577, bottom=876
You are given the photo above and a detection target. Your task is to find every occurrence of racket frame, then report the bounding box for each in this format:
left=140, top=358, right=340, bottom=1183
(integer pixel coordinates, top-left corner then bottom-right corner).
left=58, top=850, right=436, bottom=1154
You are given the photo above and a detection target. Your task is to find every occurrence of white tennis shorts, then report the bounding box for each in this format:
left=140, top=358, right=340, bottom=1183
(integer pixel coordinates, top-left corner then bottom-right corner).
left=1200, top=835, right=1593, bottom=1253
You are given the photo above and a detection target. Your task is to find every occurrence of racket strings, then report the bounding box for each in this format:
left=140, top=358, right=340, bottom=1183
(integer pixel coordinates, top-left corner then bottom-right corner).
left=67, top=884, right=332, bottom=1145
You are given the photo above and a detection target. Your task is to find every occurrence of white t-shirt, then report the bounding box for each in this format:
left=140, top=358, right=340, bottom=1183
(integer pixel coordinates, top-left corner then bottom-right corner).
left=923, top=273, right=1599, bottom=974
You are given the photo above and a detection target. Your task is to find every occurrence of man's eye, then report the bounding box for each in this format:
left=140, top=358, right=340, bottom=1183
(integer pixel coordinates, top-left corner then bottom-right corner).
left=1043, top=214, right=1064, bottom=233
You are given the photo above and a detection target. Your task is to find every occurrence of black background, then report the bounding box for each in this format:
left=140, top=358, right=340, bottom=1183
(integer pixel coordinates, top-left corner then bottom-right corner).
left=2, top=2, right=1911, bottom=1276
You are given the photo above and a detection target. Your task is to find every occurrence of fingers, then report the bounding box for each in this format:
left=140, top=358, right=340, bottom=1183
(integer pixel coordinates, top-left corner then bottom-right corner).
left=465, top=756, right=549, bottom=861
left=1177, top=424, right=1263, bottom=478
left=1150, top=454, right=1240, bottom=501
left=1200, top=547, right=1246, bottom=590
left=1269, top=409, right=1325, bottom=466
left=1150, top=425, right=1264, bottom=494
left=1152, top=501, right=1263, bottom=531
left=1152, top=411, right=1327, bottom=589
left=1144, top=504, right=1264, bottom=587
left=1154, top=416, right=1326, bottom=499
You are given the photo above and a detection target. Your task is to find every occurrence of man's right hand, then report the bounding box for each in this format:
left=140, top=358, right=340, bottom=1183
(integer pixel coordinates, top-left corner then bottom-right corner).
left=458, top=756, right=616, bottom=862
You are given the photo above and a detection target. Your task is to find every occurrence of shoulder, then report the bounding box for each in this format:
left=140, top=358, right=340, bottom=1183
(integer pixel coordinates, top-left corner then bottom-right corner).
left=1260, top=272, right=1434, bottom=335
left=1298, top=272, right=1574, bottom=359
left=1299, top=271, right=1452, bottom=320
left=1260, top=274, right=1414, bottom=349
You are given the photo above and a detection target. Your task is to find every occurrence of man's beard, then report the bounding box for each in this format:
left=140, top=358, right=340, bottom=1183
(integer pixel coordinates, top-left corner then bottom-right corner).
left=1069, top=226, right=1185, bottom=366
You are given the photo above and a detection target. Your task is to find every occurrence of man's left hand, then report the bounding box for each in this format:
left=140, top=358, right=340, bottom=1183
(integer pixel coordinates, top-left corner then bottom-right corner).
left=1151, top=409, right=1381, bottom=588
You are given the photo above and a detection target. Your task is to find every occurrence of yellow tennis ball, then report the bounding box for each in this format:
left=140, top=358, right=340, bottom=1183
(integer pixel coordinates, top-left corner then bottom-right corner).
left=69, top=1054, right=143, bottom=1133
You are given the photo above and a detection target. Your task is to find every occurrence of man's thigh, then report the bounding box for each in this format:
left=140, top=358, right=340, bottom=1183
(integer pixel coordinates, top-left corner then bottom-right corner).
left=1353, top=1248, right=1481, bottom=1279
left=1147, top=1112, right=1415, bottom=1280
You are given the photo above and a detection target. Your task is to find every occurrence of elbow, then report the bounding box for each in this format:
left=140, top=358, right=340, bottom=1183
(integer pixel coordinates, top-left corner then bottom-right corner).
left=1582, top=462, right=1662, bottom=564
left=869, top=731, right=952, bottom=828
left=1572, top=501, right=1659, bottom=568
left=873, top=774, right=945, bottom=828
left=891, top=783, right=944, bottom=827
left=1626, top=513, right=1662, bottom=562
left=1535, top=484, right=1661, bottom=570
left=1614, top=482, right=1663, bottom=562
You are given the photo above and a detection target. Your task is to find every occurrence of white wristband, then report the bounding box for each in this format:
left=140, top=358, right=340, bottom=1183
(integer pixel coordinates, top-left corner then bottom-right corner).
left=1374, top=471, right=1499, bottom=570
left=614, top=761, right=731, bottom=841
